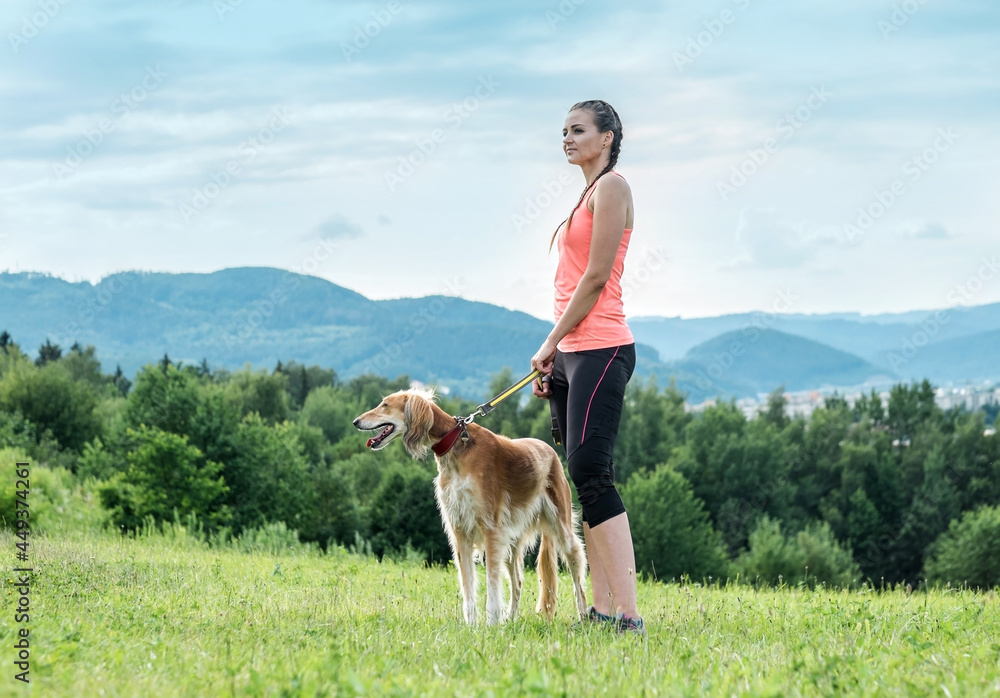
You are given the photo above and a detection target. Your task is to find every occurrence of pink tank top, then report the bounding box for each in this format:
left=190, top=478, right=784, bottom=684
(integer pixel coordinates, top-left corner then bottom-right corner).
left=553, top=171, right=634, bottom=352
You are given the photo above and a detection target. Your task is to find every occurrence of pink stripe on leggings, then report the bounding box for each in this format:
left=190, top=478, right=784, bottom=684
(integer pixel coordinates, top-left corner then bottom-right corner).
left=581, top=346, right=620, bottom=445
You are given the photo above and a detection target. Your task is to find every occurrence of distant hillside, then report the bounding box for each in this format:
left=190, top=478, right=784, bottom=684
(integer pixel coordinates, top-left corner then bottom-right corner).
left=631, top=302, right=1000, bottom=389
left=3, top=267, right=996, bottom=402
left=651, top=328, right=887, bottom=404
left=873, top=327, right=1000, bottom=386
left=0, top=268, right=559, bottom=399
left=630, top=315, right=922, bottom=363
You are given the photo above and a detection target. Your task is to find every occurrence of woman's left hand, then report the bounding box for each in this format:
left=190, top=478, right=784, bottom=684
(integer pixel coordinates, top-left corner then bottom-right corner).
left=531, top=339, right=557, bottom=397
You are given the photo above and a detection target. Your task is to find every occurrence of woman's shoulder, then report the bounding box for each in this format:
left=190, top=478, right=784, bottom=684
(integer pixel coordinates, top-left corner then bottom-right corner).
left=597, top=170, right=631, bottom=194
left=588, top=170, right=631, bottom=211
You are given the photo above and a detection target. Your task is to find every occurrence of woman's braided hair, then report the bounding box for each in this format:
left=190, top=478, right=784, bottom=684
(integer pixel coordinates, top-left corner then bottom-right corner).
left=549, top=100, right=623, bottom=252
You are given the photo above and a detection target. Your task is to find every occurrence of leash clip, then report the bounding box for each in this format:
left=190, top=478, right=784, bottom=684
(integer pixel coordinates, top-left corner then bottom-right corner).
left=453, top=415, right=472, bottom=442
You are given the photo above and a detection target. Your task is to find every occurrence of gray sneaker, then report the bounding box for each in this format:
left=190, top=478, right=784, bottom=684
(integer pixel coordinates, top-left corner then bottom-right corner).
left=614, top=613, right=646, bottom=637
left=571, top=606, right=615, bottom=629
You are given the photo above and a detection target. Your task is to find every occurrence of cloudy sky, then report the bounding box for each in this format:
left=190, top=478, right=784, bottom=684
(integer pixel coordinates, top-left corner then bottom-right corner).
left=1, top=0, right=998, bottom=322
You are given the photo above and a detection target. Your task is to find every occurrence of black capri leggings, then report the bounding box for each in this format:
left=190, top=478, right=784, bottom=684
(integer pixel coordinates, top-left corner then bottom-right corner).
left=548, top=343, right=636, bottom=527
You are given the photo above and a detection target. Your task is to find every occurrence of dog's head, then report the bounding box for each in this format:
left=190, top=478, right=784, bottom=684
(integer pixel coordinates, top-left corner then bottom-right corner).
left=352, top=387, right=436, bottom=459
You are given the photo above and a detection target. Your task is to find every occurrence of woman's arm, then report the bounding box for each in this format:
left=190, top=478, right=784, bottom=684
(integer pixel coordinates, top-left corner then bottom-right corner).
left=531, top=174, right=630, bottom=389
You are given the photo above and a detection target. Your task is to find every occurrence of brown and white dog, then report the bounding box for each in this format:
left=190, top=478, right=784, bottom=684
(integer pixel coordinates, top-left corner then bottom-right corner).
left=353, top=387, right=588, bottom=625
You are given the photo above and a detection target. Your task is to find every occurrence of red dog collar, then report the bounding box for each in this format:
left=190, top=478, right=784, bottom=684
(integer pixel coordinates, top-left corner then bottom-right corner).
left=432, top=421, right=467, bottom=457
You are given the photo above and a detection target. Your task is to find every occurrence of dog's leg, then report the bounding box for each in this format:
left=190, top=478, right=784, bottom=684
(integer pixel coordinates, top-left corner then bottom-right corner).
left=567, top=533, right=589, bottom=620
left=484, top=533, right=506, bottom=625
left=535, top=532, right=559, bottom=620
left=506, top=542, right=524, bottom=621
left=454, top=533, right=478, bottom=625
left=559, top=521, right=589, bottom=620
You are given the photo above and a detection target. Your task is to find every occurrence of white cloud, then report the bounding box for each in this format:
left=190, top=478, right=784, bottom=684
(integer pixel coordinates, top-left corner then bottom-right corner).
left=2, top=0, right=999, bottom=318
left=315, top=215, right=363, bottom=241
left=722, top=209, right=840, bottom=270
left=897, top=221, right=955, bottom=240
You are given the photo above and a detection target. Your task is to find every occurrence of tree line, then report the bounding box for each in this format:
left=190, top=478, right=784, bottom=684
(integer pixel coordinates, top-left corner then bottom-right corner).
left=1, top=331, right=999, bottom=589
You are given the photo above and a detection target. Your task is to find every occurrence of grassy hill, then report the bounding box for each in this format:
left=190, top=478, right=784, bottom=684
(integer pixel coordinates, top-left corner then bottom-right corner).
left=23, top=522, right=1000, bottom=696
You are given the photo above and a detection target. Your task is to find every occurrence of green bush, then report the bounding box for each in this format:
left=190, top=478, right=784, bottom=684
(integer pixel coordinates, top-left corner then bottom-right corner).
left=77, top=437, right=121, bottom=481
left=300, top=385, right=353, bottom=444
left=99, top=425, right=229, bottom=531
left=924, top=504, right=1000, bottom=589
left=736, top=515, right=860, bottom=588
left=0, top=362, right=102, bottom=452
left=620, top=464, right=732, bottom=582
left=223, top=367, right=290, bottom=424
left=0, top=410, right=40, bottom=454
left=233, top=520, right=316, bottom=556
left=222, top=414, right=316, bottom=535
left=123, top=364, right=201, bottom=437
left=366, top=465, right=450, bottom=564
left=302, top=464, right=361, bottom=548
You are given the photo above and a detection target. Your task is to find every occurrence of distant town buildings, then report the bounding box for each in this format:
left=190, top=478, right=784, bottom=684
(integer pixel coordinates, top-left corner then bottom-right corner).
left=686, top=381, right=1000, bottom=426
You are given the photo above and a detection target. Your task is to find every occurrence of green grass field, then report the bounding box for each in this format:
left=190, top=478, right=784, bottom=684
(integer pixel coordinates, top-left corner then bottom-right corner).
left=4, top=523, right=999, bottom=697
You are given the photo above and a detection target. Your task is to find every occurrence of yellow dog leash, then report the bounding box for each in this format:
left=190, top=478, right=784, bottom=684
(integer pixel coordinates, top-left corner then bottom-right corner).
left=474, top=369, right=542, bottom=418
left=432, top=369, right=545, bottom=456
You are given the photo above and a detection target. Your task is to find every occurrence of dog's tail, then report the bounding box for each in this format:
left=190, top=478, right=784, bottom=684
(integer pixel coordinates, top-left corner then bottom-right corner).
left=536, top=532, right=559, bottom=620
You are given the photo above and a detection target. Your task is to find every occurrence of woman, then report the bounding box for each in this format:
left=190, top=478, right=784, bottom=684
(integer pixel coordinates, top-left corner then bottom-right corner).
left=530, top=99, right=643, bottom=635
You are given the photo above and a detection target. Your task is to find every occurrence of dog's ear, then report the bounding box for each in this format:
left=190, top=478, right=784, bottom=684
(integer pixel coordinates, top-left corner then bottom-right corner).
left=403, top=393, right=433, bottom=460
